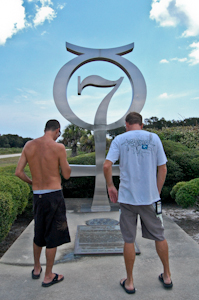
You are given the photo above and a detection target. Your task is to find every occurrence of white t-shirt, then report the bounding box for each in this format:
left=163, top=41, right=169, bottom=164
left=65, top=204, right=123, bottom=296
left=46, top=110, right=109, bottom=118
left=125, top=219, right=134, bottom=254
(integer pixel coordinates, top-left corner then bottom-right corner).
left=106, top=130, right=167, bottom=205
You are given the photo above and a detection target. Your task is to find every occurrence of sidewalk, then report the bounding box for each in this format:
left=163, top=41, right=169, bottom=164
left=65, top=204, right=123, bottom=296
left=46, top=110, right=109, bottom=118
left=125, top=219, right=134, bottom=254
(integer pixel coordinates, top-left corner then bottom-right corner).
left=0, top=204, right=199, bottom=300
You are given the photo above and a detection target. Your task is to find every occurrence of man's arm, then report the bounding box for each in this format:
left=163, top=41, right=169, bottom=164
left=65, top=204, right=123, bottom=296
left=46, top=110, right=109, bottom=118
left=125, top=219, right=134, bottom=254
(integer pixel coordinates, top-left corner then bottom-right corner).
left=59, top=145, right=71, bottom=180
left=157, top=164, right=167, bottom=195
left=103, top=159, right=118, bottom=203
left=15, top=150, right=32, bottom=185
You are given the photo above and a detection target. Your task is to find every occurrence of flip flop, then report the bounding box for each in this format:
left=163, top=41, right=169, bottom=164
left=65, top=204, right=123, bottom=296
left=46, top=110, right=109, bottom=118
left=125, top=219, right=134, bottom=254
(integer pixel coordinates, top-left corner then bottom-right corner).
left=32, top=267, right=42, bottom=279
left=120, top=279, right=136, bottom=294
left=42, top=274, right=64, bottom=288
left=159, top=273, right=173, bottom=289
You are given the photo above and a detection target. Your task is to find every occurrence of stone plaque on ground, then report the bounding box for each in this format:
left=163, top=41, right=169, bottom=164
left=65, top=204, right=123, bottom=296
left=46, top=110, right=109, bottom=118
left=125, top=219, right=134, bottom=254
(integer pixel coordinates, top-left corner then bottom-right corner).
left=86, top=218, right=119, bottom=226
left=74, top=225, right=140, bottom=255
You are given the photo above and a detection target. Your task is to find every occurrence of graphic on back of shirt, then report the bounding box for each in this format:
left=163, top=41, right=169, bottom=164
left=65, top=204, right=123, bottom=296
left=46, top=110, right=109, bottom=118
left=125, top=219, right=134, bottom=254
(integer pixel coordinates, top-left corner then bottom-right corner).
left=121, top=133, right=155, bottom=155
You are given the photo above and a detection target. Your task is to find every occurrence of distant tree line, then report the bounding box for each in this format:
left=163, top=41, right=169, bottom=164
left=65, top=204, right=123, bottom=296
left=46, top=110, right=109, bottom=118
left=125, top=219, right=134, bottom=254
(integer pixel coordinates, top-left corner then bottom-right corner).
left=143, top=116, right=199, bottom=129
left=0, top=134, right=32, bottom=148
left=107, top=117, right=199, bottom=138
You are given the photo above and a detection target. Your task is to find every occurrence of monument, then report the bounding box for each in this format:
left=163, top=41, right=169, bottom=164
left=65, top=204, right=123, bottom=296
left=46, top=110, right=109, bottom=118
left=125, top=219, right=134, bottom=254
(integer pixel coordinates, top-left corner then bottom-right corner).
left=53, top=42, right=146, bottom=212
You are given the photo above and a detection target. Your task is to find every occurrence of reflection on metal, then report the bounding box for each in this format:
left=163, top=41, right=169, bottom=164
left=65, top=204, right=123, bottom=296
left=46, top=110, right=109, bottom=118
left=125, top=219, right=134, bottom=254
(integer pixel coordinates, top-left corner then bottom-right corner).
left=53, top=43, right=147, bottom=212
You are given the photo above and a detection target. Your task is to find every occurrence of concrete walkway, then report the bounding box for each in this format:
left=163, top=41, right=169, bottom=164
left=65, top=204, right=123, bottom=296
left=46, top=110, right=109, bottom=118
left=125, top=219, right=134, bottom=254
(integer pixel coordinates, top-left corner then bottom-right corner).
left=0, top=206, right=199, bottom=300
left=0, top=153, right=21, bottom=159
left=0, top=149, right=71, bottom=160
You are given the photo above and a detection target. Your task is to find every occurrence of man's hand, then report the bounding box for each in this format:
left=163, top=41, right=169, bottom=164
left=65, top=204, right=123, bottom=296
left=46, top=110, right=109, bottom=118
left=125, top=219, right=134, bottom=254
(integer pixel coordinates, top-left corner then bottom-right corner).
left=108, top=185, right=118, bottom=203
left=157, top=164, right=167, bottom=195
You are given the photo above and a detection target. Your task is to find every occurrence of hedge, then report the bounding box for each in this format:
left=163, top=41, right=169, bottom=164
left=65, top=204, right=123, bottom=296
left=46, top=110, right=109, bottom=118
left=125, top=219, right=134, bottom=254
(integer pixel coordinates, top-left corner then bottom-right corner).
left=161, top=140, right=199, bottom=201
left=0, top=192, right=13, bottom=242
left=0, top=174, right=31, bottom=242
left=170, top=181, right=186, bottom=199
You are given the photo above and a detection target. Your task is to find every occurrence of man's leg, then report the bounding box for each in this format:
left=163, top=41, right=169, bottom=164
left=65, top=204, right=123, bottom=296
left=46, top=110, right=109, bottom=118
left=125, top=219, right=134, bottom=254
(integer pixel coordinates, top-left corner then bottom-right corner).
left=155, top=239, right=172, bottom=284
left=121, top=242, right=136, bottom=290
left=42, top=247, right=64, bottom=284
left=33, top=242, right=42, bottom=275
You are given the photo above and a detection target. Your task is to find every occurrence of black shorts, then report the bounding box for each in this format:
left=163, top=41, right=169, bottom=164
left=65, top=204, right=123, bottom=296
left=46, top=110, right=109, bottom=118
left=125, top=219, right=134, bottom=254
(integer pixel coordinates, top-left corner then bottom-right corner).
left=33, top=190, right=71, bottom=248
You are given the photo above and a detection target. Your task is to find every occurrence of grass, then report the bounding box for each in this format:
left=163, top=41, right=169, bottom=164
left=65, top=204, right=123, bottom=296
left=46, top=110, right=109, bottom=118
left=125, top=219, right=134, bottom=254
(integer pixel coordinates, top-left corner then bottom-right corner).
left=0, top=157, right=20, bottom=167
left=0, top=148, right=22, bottom=155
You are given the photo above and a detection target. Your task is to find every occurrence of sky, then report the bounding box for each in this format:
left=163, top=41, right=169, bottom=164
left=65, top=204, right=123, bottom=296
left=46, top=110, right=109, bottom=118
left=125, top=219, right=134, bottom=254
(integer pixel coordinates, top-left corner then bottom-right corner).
left=0, top=0, right=199, bottom=139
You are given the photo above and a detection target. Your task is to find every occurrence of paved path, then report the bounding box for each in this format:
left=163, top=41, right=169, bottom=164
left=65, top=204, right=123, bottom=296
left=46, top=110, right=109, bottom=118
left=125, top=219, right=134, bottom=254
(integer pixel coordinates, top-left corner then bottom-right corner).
left=0, top=205, right=199, bottom=300
left=0, top=149, right=71, bottom=159
left=0, top=153, right=21, bottom=159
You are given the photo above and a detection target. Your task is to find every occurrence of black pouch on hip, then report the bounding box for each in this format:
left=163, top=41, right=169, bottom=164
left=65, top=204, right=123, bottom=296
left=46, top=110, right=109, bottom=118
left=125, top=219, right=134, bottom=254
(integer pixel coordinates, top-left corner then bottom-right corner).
left=155, top=200, right=162, bottom=215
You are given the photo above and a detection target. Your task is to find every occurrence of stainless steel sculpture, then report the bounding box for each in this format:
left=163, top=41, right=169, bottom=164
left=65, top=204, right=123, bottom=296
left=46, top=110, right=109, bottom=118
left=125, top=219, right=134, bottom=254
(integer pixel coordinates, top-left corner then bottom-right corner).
left=53, top=42, right=147, bottom=211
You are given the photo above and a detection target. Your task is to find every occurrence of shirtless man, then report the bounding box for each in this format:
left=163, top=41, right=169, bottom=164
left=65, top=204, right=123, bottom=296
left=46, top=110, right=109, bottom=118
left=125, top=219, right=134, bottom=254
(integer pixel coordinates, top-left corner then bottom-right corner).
left=15, top=119, right=71, bottom=288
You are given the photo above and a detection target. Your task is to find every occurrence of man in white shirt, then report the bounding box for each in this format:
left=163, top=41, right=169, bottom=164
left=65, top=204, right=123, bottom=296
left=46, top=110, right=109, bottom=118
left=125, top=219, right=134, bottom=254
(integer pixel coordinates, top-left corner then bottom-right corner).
left=103, top=112, right=172, bottom=294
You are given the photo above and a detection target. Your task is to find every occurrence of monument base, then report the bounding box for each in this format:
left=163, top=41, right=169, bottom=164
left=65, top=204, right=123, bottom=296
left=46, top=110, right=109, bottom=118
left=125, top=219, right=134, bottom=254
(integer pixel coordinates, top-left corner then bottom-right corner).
left=65, top=198, right=120, bottom=213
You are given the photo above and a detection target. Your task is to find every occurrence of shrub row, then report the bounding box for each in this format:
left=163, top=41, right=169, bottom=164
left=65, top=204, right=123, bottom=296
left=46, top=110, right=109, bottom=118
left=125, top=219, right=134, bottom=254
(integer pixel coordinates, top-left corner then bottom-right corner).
left=0, top=167, right=31, bottom=242
left=147, top=126, right=199, bottom=150
left=64, top=143, right=199, bottom=207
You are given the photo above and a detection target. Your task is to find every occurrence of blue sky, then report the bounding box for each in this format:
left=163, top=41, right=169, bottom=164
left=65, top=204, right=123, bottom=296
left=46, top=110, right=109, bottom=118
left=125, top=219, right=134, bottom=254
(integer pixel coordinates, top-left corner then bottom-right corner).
left=0, top=0, right=199, bottom=138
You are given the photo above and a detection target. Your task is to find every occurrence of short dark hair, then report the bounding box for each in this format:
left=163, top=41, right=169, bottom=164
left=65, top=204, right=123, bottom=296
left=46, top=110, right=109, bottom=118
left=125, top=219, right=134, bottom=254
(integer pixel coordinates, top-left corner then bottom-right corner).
left=125, top=112, right=142, bottom=126
left=44, top=120, right=60, bottom=132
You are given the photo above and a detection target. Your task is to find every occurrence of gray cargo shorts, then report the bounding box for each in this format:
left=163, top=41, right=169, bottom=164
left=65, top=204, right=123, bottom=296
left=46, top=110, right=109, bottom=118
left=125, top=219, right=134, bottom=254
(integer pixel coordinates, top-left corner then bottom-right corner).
left=119, top=203, right=165, bottom=243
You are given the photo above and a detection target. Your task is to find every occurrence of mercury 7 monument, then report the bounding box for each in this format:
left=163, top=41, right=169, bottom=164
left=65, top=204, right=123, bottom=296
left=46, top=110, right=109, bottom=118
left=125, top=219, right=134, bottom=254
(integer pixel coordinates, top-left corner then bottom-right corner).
left=53, top=42, right=146, bottom=212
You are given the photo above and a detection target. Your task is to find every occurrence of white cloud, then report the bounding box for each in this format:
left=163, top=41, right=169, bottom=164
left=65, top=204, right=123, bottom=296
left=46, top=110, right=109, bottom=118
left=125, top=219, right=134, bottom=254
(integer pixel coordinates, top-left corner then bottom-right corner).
left=170, top=57, right=187, bottom=62
left=0, top=0, right=58, bottom=45
left=158, top=92, right=188, bottom=99
left=0, top=0, right=26, bottom=45
left=160, top=57, right=187, bottom=64
left=41, top=31, right=47, bottom=35
left=159, top=92, right=171, bottom=99
left=150, top=0, right=199, bottom=37
left=192, top=97, right=199, bottom=100
left=160, top=59, right=169, bottom=63
left=177, top=58, right=187, bottom=62
left=57, top=3, right=66, bottom=10
left=33, top=3, right=56, bottom=27
left=188, top=42, right=199, bottom=65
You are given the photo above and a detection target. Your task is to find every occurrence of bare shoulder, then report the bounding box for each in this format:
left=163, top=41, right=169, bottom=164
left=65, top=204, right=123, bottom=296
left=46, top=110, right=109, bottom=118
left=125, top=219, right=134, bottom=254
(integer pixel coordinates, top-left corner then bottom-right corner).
left=23, top=138, right=42, bottom=157
left=23, top=139, right=34, bottom=151
left=55, top=143, right=67, bottom=153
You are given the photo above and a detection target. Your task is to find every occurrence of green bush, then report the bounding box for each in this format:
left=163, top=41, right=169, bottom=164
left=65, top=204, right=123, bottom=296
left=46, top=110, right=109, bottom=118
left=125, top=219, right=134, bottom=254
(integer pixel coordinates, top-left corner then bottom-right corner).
left=148, top=126, right=199, bottom=149
left=159, top=140, right=199, bottom=201
left=0, top=175, right=30, bottom=220
left=0, top=164, right=31, bottom=177
left=0, top=165, right=33, bottom=213
left=0, top=192, right=13, bottom=242
left=175, top=178, right=199, bottom=208
left=68, top=152, right=96, bottom=165
left=171, top=152, right=198, bottom=181
left=64, top=152, right=106, bottom=198
left=10, top=176, right=30, bottom=214
left=190, top=158, right=199, bottom=178
left=162, top=140, right=190, bottom=157
left=170, top=181, right=186, bottom=199
left=160, top=159, right=184, bottom=202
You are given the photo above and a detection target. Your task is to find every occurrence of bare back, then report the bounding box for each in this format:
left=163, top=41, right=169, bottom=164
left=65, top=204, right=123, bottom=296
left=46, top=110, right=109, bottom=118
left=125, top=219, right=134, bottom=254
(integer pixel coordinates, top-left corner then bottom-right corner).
left=24, top=136, right=68, bottom=190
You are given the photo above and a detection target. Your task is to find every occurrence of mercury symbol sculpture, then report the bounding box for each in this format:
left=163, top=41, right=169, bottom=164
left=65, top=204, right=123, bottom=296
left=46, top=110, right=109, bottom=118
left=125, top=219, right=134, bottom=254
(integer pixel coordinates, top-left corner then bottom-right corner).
left=53, top=42, right=147, bottom=211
